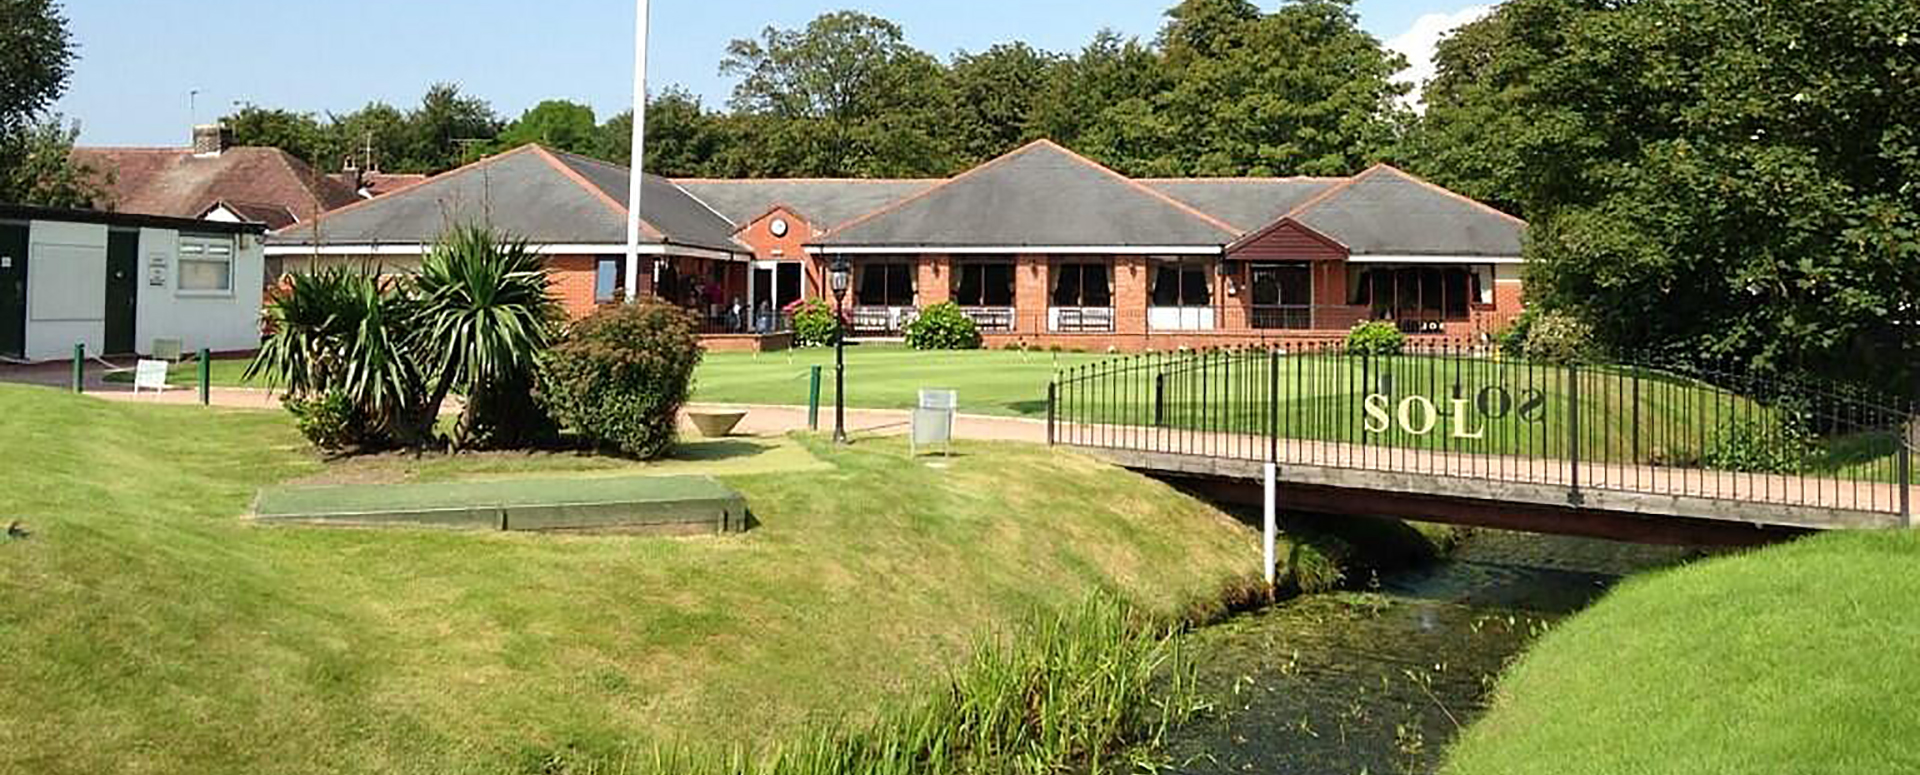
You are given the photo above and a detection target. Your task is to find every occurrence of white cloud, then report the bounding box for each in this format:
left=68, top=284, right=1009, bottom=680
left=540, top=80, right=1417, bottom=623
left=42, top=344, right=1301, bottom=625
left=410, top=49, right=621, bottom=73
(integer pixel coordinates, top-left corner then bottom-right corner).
left=1386, top=5, right=1496, bottom=110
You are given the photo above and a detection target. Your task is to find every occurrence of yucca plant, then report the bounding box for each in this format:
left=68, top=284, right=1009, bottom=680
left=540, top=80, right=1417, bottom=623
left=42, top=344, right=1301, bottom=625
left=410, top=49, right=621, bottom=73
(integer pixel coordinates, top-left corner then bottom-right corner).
left=247, top=266, right=427, bottom=448
left=247, top=266, right=363, bottom=397
left=410, top=224, right=562, bottom=449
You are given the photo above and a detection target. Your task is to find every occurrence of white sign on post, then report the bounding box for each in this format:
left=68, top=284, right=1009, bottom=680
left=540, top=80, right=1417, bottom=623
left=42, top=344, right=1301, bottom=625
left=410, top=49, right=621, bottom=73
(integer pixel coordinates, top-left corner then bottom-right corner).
left=133, top=360, right=171, bottom=394
left=913, top=389, right=957, bottom=457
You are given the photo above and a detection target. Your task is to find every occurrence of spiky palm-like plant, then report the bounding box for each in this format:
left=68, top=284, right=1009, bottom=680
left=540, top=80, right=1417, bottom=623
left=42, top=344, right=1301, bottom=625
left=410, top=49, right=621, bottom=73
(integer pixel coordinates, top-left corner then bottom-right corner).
left=247, top=266, right=429, bottom=447
left=410, top=224, right=563, bottom=448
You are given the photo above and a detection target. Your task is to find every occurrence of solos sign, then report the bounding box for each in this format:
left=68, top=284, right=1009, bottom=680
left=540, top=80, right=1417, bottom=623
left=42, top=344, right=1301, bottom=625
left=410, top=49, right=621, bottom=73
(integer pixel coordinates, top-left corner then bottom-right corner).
left=1363, top=384, right=1546, bottom=439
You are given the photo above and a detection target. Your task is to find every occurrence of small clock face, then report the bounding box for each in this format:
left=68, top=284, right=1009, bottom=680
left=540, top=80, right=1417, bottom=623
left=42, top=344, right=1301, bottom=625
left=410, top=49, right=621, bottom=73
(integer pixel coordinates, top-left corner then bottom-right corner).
left=769, top=218, right=791, bottom=238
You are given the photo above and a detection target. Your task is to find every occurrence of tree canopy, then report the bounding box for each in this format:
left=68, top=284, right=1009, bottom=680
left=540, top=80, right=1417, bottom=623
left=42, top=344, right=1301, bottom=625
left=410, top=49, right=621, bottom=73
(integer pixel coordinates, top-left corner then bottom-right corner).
left=0, top=0, right=99, bottom=207
left=1403, top=0, right=1920, bottom=390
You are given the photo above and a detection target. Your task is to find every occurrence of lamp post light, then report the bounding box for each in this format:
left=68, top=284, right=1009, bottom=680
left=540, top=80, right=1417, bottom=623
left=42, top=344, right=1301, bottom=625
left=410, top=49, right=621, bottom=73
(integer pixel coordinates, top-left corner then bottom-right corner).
left=829, top=255, right=852, bottom=444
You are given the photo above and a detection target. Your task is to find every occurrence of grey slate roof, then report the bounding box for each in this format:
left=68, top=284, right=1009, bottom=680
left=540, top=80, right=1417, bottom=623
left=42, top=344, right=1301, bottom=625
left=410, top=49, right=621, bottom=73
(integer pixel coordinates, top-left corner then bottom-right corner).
left=270, top=145, right=741, bottom=254
left=1143, top=179, right=1342, bottom=232
left=815, top=140, right=1241, bottom=248
left=1287, top=166, right=1526, bottom=257
left=673, top=179, right=940, bottom=230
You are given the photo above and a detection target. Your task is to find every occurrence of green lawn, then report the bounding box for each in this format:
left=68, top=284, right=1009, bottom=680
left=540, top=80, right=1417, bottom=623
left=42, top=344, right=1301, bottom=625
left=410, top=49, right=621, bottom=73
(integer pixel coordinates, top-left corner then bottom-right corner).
left=1445, top=529, right=1920, bottom=775
left=692, top=344, right=1110, bottom=417
left=0, top=383, right=1260, bottom=774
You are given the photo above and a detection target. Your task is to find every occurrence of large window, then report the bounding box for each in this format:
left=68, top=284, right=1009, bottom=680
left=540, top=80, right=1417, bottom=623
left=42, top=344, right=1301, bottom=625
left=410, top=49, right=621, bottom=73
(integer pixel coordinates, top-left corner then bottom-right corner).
left=177, top=234, right=234, bottom=294
left=1250, top=263, right=1313, bottom=329
left=1052, top=262, right=1112, bottom=308
left=954, top=261, right=1015, bottom=307
left=1349, top=266, right=1480, bottom=328
left=856, top=262, right=916, bottom=307
left=1150, top=258, right=1212, bottom=307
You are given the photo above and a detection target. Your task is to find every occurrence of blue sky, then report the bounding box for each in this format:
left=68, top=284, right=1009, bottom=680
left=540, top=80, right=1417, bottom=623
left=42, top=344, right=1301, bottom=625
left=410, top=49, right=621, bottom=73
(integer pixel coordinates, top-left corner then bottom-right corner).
left=56, top=0, right=1489, bottom=147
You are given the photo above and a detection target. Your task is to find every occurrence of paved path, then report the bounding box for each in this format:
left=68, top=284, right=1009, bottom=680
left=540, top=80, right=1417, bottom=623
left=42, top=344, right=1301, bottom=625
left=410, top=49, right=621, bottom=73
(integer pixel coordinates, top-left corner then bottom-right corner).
left=61, top=384, right=1053, bottom=444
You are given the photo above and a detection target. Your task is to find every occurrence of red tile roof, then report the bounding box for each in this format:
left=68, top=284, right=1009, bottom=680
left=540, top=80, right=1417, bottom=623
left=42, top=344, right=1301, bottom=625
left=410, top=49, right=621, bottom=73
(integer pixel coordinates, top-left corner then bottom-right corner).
left=71, top=146, right=361, bottom=227
left=360, top=172, right=428, bottom=198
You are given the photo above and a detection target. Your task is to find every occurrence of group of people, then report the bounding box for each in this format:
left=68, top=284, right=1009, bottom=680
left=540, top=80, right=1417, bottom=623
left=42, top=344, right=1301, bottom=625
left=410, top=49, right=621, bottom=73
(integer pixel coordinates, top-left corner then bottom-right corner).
left=675, top=272, right=783, bottom=334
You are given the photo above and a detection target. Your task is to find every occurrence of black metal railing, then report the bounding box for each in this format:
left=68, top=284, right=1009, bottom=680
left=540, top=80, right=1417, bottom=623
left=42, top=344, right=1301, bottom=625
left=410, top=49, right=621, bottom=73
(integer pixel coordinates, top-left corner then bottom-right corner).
left=693, top=311, right=794, bottom=336
left=1047, top=340, right=1915, bottom=521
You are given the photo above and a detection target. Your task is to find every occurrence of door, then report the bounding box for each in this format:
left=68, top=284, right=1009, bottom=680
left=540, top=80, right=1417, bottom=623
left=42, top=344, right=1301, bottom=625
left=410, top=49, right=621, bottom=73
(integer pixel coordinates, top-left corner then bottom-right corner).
left=1250, top=263, right=1313, bottom=329
left=105, top=231, right=138, bottom=355
left=0, top=224, right=25, bottom=359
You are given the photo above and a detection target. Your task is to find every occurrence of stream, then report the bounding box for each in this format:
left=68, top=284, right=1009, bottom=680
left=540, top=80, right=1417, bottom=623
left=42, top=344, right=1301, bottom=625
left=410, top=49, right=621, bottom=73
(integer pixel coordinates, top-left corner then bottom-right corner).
left=1167, top=530, right=1707, bottom=775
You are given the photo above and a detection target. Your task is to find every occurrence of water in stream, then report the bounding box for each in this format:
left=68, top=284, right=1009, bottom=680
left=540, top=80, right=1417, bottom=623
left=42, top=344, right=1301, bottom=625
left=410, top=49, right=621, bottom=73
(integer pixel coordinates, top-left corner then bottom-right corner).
left=1167, top=530, right=1707, bottom=775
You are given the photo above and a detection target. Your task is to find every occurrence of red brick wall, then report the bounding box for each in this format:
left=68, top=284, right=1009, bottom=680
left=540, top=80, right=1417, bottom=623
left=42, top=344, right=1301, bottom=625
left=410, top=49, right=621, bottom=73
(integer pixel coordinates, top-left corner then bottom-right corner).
left=547, top=255, right=600, bottom=319
left=917, top=254, right=951, bottom=306
left=1015, top=254, right=1049, bottom=321
left=1114, top=256, right=1149, bottom=335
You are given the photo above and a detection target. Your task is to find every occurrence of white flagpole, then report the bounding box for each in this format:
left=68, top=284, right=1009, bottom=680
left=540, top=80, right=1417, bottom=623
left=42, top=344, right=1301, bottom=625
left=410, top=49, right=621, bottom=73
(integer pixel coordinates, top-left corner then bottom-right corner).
left=623, top=0, right=651, bottom=302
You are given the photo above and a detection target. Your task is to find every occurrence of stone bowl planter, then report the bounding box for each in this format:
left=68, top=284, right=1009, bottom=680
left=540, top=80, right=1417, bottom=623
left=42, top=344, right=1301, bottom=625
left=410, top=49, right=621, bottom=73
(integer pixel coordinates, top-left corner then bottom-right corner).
left=687, top=410, right=749, bottom=438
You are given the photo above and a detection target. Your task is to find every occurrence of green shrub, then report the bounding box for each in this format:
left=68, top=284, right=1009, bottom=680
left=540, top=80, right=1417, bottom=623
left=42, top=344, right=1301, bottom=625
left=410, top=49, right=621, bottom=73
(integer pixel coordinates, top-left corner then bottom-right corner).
left=1704, top=416, right=1811, bottom=474
left=541, top=303, right=704, bottom=459
left=1521, top=310, right=1596, bottom=364
left=282, top=390, right=364, bottom=452
left=1345, top=321, right=1407, bottom=356
left=904, top=302, right=982, bottom=350
left=1496, top=310, right=1535, bottom=359
left=788, top=298, right=843, bottom=347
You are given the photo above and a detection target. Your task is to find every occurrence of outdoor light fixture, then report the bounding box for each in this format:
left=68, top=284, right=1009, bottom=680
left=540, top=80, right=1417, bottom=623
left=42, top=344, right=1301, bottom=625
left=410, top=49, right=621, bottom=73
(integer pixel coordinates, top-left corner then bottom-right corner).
left=830, top=255, right=852, bottom=444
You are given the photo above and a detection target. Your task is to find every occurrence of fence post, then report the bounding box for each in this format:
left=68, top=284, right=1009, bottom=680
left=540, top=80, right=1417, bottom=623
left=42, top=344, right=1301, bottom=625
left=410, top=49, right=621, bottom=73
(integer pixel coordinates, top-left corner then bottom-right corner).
left=1568, top=363, right=1582, bottom=504
left=71, top=343, right=84, bottom=394
left=1153, top=373, right=1166, bottom=428
left=1047, top=381, right=1058, bottom=447
left=1268, top=348, right=1280, bottom=464
left=198, top=348, right=211, bottom=406
left=807, top=365, right=822, bottom=431
left=1900, top=425, right=1912, bottom=528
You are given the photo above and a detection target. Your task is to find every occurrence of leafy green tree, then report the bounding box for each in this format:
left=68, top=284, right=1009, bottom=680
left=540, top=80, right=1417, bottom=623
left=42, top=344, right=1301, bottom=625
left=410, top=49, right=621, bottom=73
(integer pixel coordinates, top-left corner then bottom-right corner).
left=326, top=102, right=412, bottom=173
left=720, top=10, right=956, bottom=176
left=1028, top=30, right=1174, bottom=174
left=0, top=0, right=72, bottom=134
left=493, top=99, right=598, bottom=157
left=403, top=83, right=501, bottom=173
left=0, top=115, right=100, bottom=208
left=598, top=88, right=730, bottom=175
left=1409, top=0, right=1920, bottom=389
left=948, top=43, right=1060, bottom=165
left=224, top=105, right=333, bottom=166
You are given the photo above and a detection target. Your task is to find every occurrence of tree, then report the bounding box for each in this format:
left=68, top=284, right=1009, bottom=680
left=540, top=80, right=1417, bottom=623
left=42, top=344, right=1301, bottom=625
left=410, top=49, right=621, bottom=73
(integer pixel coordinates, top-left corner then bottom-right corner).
left=948, top=43, right=1060, bottom=165
left=0, top=0, right=98, bottom=207
left=1028, top=30, right=1174, bottom=174
left=0, top=0, right=72, bottom=134
left=1152, top=0, right=1410, bottom=176
left=493, top=99, right=598, bottom=157
left=223, top=105, right=332, bottom=165
left=403, top=83, right=501, bottom=173
left=720, top=11, right=956, bottom=176
left=0, top=115, right=101, bottom=207
left=1407, top=0, right=1920, bottom=390
left=598, top=88, right=730, bottom=175
left=327, top=102, right=413, bottom=173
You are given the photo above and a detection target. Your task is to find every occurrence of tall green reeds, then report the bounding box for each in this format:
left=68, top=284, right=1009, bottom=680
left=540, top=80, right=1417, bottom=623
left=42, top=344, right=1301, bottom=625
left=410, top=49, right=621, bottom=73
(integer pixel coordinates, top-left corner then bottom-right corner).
left=537, top=594, right=1201, bottom=775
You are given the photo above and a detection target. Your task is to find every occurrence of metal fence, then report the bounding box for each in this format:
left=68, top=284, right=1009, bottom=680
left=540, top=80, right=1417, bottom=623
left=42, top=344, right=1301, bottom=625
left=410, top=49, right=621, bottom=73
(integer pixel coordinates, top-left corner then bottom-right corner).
left=1048, top=340, right=1915, bottom=520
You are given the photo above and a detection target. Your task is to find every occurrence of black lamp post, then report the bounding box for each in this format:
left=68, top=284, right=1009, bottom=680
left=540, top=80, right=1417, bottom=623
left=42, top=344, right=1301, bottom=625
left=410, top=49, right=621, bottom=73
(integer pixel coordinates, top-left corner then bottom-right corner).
left=829, top=255, right=852, bottom=444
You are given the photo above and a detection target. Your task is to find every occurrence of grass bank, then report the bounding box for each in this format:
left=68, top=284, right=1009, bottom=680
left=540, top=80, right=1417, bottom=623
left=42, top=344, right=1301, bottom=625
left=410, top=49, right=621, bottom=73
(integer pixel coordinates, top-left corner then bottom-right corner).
left=1444, top=529, right=1920, bottom=775
left=0, top=384, right=1260, bottom=774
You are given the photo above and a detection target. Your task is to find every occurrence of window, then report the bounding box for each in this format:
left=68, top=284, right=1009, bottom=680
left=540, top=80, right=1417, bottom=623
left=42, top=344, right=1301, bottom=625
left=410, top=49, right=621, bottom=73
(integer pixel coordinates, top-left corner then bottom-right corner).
left=856, top=262, right=916, bottom=307
left=1250, top=263, right=1312, bottom=329
left=954, top=261, right=1015, bottom=307
left=1051, top=262, right=1112, bottom=308
left=1150, top=258, right=1212, bottom=307
left=178, top=234, right=234, bottom=293
left=1349, top=266, right=1482, bottom=325
left=595, top=258, right=624, bottom=303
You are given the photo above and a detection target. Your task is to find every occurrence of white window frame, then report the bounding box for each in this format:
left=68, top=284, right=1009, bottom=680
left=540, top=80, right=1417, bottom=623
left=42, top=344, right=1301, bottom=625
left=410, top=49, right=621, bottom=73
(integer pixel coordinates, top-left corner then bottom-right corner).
left=177, top=233, right=236, bottom=297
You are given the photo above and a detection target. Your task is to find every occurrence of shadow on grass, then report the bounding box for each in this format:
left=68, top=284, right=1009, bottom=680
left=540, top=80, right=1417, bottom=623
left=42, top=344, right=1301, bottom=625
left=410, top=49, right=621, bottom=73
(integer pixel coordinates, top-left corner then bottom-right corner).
left=670, top=438, right=779, bottom=463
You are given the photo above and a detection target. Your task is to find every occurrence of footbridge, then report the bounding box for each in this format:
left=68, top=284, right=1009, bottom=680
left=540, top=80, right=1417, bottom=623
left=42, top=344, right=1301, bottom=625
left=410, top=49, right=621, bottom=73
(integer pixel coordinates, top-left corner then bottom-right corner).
left=1046, top=343, right=1915, bottom=552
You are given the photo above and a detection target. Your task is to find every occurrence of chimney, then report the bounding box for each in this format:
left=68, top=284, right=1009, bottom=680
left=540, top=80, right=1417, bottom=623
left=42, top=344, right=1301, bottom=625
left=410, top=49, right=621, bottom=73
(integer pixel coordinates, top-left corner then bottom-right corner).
left=192, top=123, right=232, bottom=156
left=330, top=158, right=364, bottom=195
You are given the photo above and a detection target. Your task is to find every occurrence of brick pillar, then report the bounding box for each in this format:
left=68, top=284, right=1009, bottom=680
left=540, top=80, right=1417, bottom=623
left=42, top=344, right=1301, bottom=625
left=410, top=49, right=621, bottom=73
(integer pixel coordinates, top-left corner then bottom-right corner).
left=1221, top=259, right=1250, bottom=331
left=1015, top=254, right=1050, bottom=335
left=917, top=254, right=950, bottom=307
left=1114, top=255, right=1149, bottom=336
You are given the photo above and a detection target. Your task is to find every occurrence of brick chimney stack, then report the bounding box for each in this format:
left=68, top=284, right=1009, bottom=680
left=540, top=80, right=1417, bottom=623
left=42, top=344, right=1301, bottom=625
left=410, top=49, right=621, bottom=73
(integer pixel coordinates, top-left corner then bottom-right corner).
left=192, top=124, right=232, bottom=156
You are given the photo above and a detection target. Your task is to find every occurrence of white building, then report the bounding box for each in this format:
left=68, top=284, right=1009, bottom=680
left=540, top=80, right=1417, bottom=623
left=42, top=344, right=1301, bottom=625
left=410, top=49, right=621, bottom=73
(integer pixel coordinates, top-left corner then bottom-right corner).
left=0, top=204, right=268, bottom=362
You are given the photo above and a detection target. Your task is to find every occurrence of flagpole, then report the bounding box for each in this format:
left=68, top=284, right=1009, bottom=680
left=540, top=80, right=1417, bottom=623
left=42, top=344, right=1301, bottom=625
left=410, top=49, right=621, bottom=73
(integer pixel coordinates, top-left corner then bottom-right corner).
left=624, top=0, right=650, bottom=302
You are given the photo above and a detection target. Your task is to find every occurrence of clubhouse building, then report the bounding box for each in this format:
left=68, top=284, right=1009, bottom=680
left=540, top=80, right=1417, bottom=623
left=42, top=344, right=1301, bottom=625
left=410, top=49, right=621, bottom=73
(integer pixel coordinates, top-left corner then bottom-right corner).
left=270, top=140, right=1526, bottom=351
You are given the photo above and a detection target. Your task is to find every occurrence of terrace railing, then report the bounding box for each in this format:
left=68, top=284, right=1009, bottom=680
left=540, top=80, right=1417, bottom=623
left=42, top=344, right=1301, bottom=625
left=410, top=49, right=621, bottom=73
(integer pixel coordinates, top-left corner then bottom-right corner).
left=1048, top=341, right=1916, bottom=523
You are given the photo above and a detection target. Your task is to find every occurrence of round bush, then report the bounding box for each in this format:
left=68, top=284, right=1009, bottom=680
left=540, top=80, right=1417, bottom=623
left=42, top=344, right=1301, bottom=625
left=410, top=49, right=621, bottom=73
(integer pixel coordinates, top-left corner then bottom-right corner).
left=1522, top=310, right=1596, bottom=364
left=1344, top=320, right=1406, bottom=356
left=904, top=302, right=982, bottom=350
left=541, top=303, right=704, bottom=459
left=787, top=298, right=843, bottom=347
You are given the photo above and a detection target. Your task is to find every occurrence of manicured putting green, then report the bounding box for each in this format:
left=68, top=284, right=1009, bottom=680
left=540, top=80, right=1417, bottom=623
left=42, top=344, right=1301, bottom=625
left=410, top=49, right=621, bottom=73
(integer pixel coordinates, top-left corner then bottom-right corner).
left=255, top=475, right=749, bottom=534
